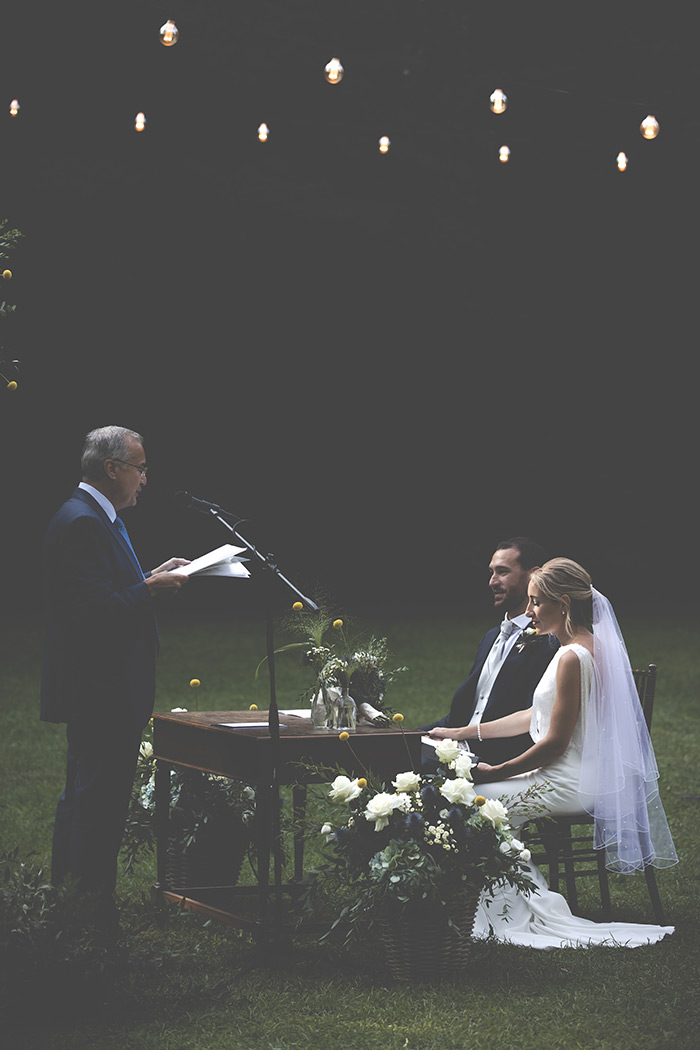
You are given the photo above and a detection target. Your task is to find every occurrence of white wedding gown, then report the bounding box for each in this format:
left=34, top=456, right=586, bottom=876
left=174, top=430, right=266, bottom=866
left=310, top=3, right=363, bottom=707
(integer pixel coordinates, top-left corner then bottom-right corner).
left=472, top=644, right=674, bottom=948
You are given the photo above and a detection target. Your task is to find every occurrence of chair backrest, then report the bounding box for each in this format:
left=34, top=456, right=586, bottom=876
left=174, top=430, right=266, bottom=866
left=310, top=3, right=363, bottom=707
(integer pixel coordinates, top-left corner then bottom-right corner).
left=632, top=664, right=657, bottom=733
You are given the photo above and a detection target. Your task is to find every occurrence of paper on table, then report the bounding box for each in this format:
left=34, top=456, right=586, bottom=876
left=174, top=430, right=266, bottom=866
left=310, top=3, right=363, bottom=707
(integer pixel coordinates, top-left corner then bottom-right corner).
left=176, top=544, right=250, bottom=579
left=215, top=721, right=288, bottom=729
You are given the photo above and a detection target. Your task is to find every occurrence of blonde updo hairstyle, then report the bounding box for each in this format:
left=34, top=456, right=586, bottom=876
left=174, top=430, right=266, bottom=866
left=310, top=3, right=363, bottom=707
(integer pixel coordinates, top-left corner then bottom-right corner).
left=529, top=557, right=593, bottom=638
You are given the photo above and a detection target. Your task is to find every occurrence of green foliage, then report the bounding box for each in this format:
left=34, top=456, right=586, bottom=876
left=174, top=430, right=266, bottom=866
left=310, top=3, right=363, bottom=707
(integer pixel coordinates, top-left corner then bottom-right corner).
left=0, top=849, right=125, bottom=1022
left=0, top=219, right=22, bottom=318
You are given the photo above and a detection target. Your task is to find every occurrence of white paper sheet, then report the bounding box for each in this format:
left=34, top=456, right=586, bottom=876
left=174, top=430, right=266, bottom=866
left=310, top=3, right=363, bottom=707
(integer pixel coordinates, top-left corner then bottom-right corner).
left=176, top=543, right=250, bottom=579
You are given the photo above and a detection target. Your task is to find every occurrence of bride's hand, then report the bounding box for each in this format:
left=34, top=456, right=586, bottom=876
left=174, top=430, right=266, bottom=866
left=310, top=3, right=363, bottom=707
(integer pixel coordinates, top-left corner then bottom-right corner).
left=429, top=726, right=468, bottom=741
left=470, top=760, right=503, bottom=785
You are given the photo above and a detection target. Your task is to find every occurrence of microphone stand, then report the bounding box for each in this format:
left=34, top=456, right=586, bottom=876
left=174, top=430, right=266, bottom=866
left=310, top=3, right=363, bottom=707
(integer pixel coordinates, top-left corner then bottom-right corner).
left=201, top=505, right=318, bottom=943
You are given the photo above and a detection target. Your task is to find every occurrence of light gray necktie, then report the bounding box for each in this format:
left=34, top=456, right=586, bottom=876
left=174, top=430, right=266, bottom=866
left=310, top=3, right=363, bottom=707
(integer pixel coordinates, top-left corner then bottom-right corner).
left=486, top=618, right=519, bottom=675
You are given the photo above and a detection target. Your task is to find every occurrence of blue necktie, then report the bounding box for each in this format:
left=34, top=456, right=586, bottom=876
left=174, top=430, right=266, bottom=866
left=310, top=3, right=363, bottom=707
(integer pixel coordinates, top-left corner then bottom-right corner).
left=114, top=516, right=159, bottom=651
left=114, top=516, right=145, bottom=579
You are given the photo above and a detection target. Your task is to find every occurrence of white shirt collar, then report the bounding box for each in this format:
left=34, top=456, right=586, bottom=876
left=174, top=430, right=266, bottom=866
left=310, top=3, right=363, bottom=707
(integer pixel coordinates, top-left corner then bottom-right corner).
left=508, top=612, right=532, bottom=630
left=78, top=482, right=117, bottom=523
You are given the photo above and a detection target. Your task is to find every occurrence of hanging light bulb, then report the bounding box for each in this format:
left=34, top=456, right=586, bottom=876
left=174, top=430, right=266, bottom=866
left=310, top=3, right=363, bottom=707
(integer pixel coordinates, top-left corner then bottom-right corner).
left=378, top=135, right=390, bottom=154
left=9, top=99, right=20, bottom=117
left=159, top=20, right=179, bottom=46
left=134, top=111, right=146, bottom=132
left=616, top=151, right=628, bottom=171
left=499, top=145, right=510, bottom=163
left=489, top=88, right=507, bottom=114
left=640, top=114, right=659, bottom=139
left=324, top=57, right=344, bottom=84
left=258, top=122, right=269, bottom=142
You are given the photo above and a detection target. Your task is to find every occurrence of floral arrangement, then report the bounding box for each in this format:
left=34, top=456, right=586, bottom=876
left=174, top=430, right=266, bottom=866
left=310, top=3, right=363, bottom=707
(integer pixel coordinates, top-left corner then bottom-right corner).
left=275, top=601, right=407, bottom=728
left=122, top=717, right=256, bottom=875
left=306, top=737, right=541, bottom=939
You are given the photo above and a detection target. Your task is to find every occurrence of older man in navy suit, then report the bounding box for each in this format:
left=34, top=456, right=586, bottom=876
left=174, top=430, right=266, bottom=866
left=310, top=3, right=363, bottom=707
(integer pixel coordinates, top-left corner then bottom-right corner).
left=423, top=538, right=558, bottom=768
left=41, top=425, right=189, bottom=923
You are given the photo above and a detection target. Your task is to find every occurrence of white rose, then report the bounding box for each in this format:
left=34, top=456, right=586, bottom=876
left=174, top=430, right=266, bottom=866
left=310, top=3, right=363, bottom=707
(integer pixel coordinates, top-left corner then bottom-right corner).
left=434, top=738, right=461, bottom=764
left=510, top=838, right=525, bottom=853
left=451, top=751, right=474, bottom=779
left=520, top=848, right=531, bottom=862
left=364, top=792, right=403, bottom=831
left=480, top=798, right=509, bottom=827
left=139, top=740, right=153, bottom=759
left=320, top=823, right=334, bottom=842
left=439, top=777, right=476, bottom=806
left=329, top=775, right=362, bottom=803
left=392, top=771, right=421, bottom=793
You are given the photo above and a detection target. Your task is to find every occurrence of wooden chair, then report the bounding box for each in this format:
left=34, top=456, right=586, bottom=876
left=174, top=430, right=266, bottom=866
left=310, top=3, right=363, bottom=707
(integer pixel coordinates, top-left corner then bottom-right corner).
left=523, top=664, right=667, bottom=924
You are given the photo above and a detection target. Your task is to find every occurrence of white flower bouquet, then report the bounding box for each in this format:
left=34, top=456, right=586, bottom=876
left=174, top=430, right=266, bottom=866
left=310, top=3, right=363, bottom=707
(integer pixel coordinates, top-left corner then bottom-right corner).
left=306, top=742, right=539, bottom=943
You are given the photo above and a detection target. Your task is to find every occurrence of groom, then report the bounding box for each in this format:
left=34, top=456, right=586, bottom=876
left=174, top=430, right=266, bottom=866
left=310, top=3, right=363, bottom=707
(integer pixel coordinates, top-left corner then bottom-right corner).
left=422, top=537, right=558, bottom=768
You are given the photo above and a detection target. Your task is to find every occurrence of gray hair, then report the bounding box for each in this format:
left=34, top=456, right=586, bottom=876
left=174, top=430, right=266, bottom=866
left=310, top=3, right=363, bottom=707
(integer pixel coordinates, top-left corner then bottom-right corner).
left=81, top=425, right=144, bottom=482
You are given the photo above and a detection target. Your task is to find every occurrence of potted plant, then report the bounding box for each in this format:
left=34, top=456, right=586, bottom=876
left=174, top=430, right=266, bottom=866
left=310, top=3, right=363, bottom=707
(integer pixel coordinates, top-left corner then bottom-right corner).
left=305, top=737, right=541, bottom=980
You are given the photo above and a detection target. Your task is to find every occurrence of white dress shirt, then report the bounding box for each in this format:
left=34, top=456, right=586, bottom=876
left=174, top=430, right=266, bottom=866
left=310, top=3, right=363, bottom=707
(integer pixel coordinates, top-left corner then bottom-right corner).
left=468, top=612, right=531, bottom=726
left=79, top=482, right=117, bottom=522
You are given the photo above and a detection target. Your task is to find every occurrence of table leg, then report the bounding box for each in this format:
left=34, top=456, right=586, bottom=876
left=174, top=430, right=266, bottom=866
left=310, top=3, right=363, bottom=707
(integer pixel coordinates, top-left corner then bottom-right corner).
left=154, top=759, right=170, bottom=891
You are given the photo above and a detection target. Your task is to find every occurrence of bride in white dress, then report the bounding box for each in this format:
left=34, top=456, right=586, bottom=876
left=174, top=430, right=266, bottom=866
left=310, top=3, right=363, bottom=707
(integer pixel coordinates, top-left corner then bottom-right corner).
left=429, top=558, right=677, bottom=948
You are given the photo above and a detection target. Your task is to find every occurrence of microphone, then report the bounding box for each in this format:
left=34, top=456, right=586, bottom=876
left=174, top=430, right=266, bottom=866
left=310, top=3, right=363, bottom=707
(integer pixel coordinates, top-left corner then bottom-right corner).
left=175, top=490, right=224, bottom=514
left=174, top=491, right=246, bottom=525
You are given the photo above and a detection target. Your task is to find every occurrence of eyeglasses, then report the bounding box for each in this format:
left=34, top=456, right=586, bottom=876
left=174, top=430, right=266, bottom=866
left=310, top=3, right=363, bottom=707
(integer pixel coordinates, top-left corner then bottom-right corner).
left=112, top=458, right=149, bottom=477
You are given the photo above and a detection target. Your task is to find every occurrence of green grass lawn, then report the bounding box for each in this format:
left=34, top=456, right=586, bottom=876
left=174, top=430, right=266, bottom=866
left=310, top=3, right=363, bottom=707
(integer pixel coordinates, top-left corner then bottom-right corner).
left=2, top=610, right=699, bottom=1050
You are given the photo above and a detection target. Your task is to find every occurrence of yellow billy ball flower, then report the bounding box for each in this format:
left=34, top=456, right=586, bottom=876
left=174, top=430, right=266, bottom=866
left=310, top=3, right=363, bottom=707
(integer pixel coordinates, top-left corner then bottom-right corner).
left=2, top=270, right=11, bottom=280
left=292, top=601, right=303, bottom=611
left=189, top=678, right=200, bottom=688
left=249, top=704, right=258, bottom=711
left=7, top=381, right=18, bottom=390
left=339, top=731, right=350, bottom=741
left=474, top=796, right=486, bottom=806
left=357, top=777, right=367, bottom=788
left=392, top=712, right=404, bottom=724
left=333, top=619, right=343, bottom=629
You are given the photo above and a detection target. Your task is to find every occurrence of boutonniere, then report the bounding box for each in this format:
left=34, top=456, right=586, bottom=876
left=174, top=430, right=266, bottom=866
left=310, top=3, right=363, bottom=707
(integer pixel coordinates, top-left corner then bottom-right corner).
left=515, top=627, right=545, bottom=653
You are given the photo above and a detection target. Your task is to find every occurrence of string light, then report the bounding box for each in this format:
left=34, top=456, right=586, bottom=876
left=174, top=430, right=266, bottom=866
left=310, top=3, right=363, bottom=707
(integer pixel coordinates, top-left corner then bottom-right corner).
left=324, top=58, right=344, bottom=84
left=258, top=122, right=269, bottom=142
left=378, top=135, right=390, bottom=154
left=134, top=111, right=146, bottom=132
left=616, top=151, right=628, bottom=171
left=159, top=20, right=179, bottom=46
left=499, top=145, right=510, bottom=163
left=489, top=89, right=507, bottom=114
left=9, top=99, right=20, bottom=117
left=640, top=114, right=659, bottom=139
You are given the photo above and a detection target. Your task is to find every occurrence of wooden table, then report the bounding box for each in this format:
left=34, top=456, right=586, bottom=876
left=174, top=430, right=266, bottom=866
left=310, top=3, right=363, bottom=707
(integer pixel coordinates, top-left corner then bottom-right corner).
left=152, top=709, right=422, bottom=935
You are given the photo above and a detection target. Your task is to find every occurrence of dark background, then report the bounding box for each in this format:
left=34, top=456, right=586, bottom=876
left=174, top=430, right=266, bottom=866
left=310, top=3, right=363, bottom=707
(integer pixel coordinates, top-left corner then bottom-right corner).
left=1, top=2, right=696, bottom=625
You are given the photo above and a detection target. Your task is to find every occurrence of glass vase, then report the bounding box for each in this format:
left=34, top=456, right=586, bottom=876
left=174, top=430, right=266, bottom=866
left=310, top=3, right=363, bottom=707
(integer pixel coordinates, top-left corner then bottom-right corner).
left=310, top=683, right=332, bottom=730
left=331, top=687, right=357, bottom=732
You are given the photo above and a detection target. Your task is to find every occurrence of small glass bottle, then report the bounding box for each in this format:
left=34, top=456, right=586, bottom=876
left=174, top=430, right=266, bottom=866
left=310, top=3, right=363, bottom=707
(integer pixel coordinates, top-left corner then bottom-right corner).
left=332, top=687, right=357, bottom=732
left=310, top=683, right=332, bottom=729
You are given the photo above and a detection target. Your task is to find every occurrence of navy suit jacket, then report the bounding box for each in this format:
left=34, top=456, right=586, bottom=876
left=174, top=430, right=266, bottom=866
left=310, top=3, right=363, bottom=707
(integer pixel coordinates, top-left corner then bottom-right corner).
left=41, top=487, right=158, bottom=729
left=448, top=626, right=559, bottom=765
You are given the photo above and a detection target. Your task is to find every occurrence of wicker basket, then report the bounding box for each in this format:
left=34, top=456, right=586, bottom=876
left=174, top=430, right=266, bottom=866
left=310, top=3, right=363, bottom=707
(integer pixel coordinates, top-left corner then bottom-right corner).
left=165, top=813, right=250, bottom=889
left=377, top=889, right=481, bottom=981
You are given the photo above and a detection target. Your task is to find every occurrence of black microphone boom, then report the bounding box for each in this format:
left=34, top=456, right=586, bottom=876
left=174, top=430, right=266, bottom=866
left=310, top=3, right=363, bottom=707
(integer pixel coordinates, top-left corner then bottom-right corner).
left=175, top=490, right=241, bottom=520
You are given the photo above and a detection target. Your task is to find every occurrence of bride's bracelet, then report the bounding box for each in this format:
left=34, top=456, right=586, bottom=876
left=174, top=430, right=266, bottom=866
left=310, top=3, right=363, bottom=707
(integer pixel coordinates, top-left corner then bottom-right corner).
left=476, top=722, right=482, bottom=743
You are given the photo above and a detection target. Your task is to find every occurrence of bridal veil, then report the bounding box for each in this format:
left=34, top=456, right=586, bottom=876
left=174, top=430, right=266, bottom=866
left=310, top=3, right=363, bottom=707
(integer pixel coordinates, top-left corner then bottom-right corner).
left=578, top=588, right=678, bottom=873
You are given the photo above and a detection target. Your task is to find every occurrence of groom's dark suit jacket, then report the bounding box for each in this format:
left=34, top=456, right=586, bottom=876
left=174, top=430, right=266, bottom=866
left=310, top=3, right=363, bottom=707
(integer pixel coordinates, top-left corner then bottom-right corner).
left=447, top=626, right=559, bottom=765
left=41, top=487, right=158, bottom=729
